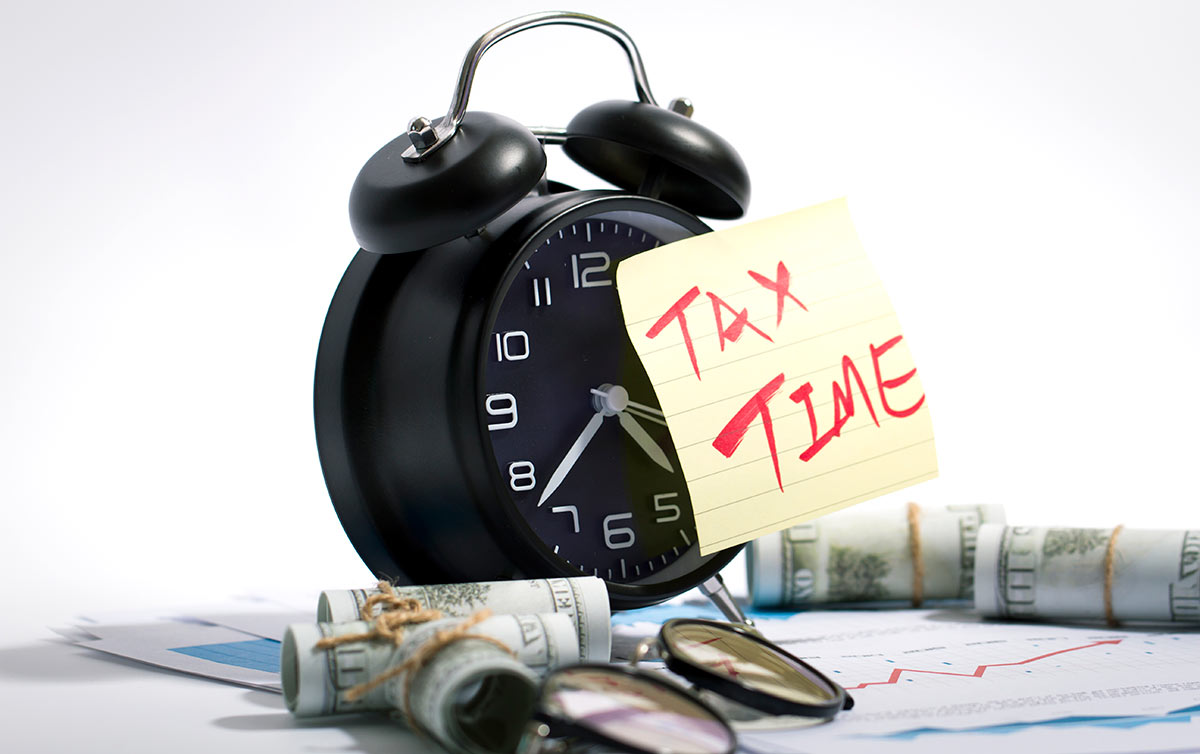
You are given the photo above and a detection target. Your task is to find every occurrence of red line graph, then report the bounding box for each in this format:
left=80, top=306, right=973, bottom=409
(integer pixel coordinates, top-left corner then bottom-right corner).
left=845, top=639, right=1122, bottom=690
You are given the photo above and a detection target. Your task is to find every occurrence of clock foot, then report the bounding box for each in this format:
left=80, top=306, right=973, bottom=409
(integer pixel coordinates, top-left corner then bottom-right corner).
left=699, top=573, right=757, bottom=632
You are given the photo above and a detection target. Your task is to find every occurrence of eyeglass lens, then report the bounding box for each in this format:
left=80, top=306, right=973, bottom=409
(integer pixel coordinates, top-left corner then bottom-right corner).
left=661, top=622, right=839, bottom=706
left=539, top=666, right=735, bottom=754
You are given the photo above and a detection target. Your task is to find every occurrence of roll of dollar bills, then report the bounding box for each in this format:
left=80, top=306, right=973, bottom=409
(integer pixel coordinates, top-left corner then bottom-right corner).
left=405, top=637, right=536, bottom=754
left=283, top=613, right=577, bottom=717
left=749, top=504, right=1005, bottom=608
left=318, top=577, right=610, bottom=661
left=974, top=524, right=1200, bottom=623
left=283, top=613, right=578, bottom=753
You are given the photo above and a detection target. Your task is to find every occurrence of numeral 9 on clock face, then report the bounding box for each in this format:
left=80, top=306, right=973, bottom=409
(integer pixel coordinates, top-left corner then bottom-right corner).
left=486, top=393, right=518, bottom=430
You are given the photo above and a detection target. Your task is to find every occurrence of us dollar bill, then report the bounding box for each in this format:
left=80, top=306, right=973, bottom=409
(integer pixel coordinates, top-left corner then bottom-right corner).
left=748, top=504, right=1005, bottom=608
left=318, top=576, right=610, bottom=661
left=283, top=613, right=578, bottom=753
left=975, top=524, right=1200, bottom=623
left=406, top=637, right=538, bottom=754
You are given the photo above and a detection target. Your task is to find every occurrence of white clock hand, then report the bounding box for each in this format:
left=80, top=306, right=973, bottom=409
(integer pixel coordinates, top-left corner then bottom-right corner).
left=623, top=403, right=668, bottom=427
left=537, top=411, right=605, bottom=507
left=623, top=397, right=665, bottom=417
left=617, top=411, right=674, bottom=473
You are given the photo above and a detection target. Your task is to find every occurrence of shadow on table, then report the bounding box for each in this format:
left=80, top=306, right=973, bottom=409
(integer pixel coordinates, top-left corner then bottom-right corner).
left=0, top=636, right=184, bottom=683
left=0, top=641, right=419, bottom=754
left=215, top=692, right=422, bottom=754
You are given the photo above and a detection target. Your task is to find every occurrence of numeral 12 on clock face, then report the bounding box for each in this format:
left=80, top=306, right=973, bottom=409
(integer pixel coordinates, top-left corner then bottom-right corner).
left=572, top=252, right=611, bottom=288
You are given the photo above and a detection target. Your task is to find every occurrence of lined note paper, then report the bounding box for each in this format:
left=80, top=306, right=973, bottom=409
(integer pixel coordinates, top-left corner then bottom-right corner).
left=617, top=199, right=937, bottom=555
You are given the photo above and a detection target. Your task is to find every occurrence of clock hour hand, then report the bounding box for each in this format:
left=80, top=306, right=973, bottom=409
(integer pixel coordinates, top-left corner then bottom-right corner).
left=537, top=411, right=605, bottom=507
left=617, top=411, right=674, bottom=473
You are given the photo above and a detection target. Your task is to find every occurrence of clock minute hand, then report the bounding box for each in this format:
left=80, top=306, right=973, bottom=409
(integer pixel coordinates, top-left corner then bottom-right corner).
left=624, top=398, right=665, bottom=418
left=623, top=404, right=667, bottom=427
left=537, top=411, right=605, bottom=507
left=617, top=411, right=674, bottom=473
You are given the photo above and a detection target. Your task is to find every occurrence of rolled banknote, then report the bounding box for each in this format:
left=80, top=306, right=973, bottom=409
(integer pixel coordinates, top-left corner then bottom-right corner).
left=283, top=612, right=577, bottom=717
left=318, top=576, right=610, bottom=661
left=406, top=638, right=536, bottom=754
left=975, top=524, right=1200, bottom=623
left=283, top=613, right=578, bottom=753
left=749, top=504, right=1005, bottom=608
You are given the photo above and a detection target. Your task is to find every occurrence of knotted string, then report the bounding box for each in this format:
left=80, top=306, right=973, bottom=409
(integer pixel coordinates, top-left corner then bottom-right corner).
left=313, top=584, right=443, bottom=652
left=907, top=502, right=925, bottom=608
left=313, top=581, right=515, bottom=730
left=1104, top=524, right=1125, bottom=627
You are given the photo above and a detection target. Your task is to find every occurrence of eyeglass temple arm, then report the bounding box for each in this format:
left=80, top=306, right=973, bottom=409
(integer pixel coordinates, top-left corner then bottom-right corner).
left=700, top=573, right=756, bottom=630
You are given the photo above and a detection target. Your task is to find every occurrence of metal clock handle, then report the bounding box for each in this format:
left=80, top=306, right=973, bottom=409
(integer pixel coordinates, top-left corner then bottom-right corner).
left=402, top=10, right=658, bottom=161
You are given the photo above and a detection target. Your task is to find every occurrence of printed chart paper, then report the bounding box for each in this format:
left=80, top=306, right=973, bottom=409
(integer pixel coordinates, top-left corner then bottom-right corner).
left=616, top=199, right=937, bottom=555
left=615, top=605, right=1200, bottom=752
left=60, top=620, right=283, bottom=691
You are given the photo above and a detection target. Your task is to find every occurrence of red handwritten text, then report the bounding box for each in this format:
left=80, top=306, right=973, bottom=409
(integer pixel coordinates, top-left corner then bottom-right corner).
left=708, top=292, right=773, bottom=352
left=748, top=261, right=808, bottom=327
left=711, top=334, right=925, bottom=491
left=646, top=286, right=702, bottom=379
left=644, top=262, right=807, bottom=380
left=710, top=374, right=787, bottom=491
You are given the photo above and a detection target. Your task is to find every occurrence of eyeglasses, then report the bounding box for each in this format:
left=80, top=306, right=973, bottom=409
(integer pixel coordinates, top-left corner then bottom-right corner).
left=517, top=618, right=854, bottom=754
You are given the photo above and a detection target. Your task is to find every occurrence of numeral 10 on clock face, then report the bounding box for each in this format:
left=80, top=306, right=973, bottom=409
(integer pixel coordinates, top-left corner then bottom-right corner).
left=493, top=331, right=530, bottom=361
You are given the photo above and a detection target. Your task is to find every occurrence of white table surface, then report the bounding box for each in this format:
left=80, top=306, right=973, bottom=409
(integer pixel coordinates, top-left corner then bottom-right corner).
left=0, top=613, right=427, bottom=754
left=6, top=604, right=1200, bottom=754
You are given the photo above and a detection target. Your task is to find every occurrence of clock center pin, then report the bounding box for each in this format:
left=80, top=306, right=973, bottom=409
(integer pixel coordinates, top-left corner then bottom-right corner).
left=591, top=384, right=630, bottom=416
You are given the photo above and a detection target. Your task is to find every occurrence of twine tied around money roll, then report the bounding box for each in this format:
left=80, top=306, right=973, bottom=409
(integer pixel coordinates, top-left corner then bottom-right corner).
left=313, top=581, right=515, bottom=728
left=907, top=502, right=925, bottom=608
left=1104, top=525, right=1125, bottom=627
left=356, top=581, right=443, bottom=624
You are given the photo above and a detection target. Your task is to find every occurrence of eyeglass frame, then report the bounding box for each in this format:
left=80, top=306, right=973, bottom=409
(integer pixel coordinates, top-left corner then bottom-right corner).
left=518, top=618, right=854, bottom=754
left=521, top=661, right=738, bottom=754
left=646, top=618, right=854, bottom=719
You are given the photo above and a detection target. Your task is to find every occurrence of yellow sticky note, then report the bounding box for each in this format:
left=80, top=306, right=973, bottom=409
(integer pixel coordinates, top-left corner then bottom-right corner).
left=616, top=199, right=937, bottom=556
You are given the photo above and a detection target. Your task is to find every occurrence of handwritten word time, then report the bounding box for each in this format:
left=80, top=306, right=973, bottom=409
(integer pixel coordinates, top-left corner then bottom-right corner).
left=644, top=261, right=925, bottom=491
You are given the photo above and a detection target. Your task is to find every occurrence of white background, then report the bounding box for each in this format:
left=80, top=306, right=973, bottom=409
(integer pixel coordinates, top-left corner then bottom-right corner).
left=1, top=0, right=1198, bottom=710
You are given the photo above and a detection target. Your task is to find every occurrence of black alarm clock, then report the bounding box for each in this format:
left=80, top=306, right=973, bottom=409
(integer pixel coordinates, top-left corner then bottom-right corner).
left=314, top=12, right=751, bottom=610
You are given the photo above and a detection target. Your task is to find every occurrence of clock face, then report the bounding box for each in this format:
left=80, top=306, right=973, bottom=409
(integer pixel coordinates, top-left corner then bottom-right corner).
left=483, top=208, right=704, bottom=587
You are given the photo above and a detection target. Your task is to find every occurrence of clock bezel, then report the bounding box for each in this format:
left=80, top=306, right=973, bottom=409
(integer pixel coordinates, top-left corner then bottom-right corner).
left=460, top=192, right=742, bottom=609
